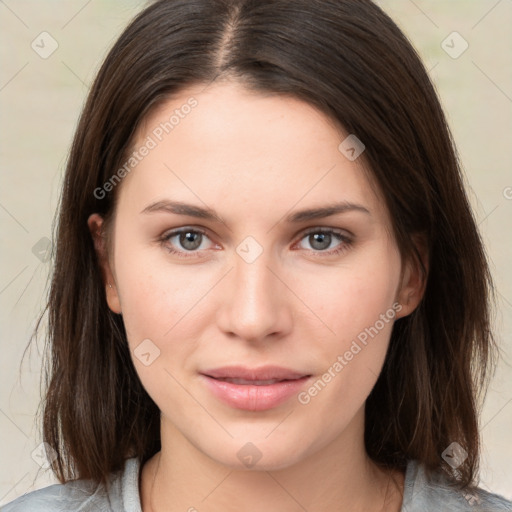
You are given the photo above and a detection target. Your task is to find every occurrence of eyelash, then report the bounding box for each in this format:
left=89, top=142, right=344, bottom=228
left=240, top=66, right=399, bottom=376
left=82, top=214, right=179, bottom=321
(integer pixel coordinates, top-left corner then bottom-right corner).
left=159, top=227, right=353, bottom=259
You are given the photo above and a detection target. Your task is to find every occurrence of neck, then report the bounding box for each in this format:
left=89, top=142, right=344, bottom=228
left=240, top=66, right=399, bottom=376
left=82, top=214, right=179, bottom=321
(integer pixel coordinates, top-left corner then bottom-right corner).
left=140, top=409, right=404, bottom=512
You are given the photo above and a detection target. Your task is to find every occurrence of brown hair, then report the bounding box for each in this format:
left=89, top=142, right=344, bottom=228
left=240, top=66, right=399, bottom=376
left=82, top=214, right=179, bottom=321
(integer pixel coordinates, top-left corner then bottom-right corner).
left=39, top=0, right=497, bottom=489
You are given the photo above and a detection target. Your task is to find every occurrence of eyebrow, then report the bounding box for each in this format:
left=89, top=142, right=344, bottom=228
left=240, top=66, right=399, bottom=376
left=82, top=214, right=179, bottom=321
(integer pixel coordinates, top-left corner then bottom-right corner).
left=140, top=199, right=371, bottom=224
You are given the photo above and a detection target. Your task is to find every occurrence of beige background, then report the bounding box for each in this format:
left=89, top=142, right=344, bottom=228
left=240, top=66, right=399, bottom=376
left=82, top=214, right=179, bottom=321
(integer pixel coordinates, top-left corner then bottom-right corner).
left=0, top=0, right=511, bottom=505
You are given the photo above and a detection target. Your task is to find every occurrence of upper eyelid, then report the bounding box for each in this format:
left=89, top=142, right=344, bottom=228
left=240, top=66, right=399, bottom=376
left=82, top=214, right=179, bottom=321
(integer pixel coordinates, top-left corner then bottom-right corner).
left=300, top=226, right=352, bottom=238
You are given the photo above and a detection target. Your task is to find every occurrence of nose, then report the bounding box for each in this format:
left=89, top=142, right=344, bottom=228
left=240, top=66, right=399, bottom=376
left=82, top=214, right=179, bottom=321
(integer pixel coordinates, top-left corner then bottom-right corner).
left=216, top=250, right=293, bottom=343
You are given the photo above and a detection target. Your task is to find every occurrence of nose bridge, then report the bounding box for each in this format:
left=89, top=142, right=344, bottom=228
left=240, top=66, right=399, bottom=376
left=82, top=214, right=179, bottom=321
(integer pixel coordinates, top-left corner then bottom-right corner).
left=235, top=248, right=274, bottom=299
left=217, top=242, right=290, bottom=341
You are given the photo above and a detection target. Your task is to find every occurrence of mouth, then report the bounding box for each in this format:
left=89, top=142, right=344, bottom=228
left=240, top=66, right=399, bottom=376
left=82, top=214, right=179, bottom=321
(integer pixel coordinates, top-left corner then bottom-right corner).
left=201, top=365, right=309, bottom=381
left=210, top=377, right=301, bottom=386
left=199, top=366, right=312, bottom=411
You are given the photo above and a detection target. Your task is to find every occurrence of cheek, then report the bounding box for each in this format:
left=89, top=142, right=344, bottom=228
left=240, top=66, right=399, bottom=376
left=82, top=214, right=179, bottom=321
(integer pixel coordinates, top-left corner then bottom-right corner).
left=113, top=235, right=202, bottom=338
left=310, top=243, right=402, bottom=341
left=298, top=241, right=401, bottom=399
left=112, top=237, right=221, bottom=390
left=113, top=249, right=201, bottom=414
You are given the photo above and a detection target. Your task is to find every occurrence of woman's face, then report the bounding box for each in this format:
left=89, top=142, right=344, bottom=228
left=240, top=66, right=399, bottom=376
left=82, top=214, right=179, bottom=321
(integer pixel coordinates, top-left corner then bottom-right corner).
left=90, top=80, right=421, bottom=470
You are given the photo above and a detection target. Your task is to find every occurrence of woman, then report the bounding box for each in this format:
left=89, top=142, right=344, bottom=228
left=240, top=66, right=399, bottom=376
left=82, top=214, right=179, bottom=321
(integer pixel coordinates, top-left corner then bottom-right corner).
left=4, top=0, right=511, bottom=510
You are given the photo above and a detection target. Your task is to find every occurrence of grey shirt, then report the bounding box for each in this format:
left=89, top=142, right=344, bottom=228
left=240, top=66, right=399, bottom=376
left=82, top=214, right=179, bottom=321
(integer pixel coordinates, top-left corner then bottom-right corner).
left=2, top=457, right=511, bottom=511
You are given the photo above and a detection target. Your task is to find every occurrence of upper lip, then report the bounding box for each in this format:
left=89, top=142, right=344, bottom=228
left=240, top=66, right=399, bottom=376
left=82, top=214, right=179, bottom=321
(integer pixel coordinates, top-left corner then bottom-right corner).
left=201, top=365, right=309, bottom=381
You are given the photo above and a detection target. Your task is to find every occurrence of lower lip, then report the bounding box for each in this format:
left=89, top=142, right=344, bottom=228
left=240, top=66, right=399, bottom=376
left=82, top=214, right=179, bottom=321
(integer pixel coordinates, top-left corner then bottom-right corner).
left=200, top=375, right=311, bottom=411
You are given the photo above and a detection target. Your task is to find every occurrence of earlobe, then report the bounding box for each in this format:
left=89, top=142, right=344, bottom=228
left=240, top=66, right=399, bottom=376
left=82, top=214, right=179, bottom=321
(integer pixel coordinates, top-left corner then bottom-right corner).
left=87, top=213, right=122, bottom=314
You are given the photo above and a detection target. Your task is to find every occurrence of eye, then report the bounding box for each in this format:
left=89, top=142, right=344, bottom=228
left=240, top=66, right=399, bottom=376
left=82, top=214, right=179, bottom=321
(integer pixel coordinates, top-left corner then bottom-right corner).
left=295, top=228, right=353, bottom=256
left=159, top=226, right=353, bottom=259
left=160, top=227, right=216, bottom=258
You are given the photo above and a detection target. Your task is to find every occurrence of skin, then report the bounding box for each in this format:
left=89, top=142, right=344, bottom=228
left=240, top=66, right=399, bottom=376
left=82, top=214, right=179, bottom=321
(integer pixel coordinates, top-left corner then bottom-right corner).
left=88, top=79, right=426, bottom=512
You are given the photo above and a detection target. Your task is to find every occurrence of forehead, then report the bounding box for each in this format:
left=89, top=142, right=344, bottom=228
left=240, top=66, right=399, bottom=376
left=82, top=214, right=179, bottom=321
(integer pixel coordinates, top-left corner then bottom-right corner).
left=116, top=81, right=387, bottom=226
left=135, top=80, right=346, bottom=161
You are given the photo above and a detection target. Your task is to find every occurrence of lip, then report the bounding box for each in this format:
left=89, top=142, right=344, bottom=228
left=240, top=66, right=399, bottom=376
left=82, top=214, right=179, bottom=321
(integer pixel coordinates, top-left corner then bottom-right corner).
left=200, top=366, right=311, bottom=411
left=202, top=365, right=308, bottom=381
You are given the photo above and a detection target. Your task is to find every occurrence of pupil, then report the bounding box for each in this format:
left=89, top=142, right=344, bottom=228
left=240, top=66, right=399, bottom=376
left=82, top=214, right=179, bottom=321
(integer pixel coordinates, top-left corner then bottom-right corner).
left=312, top=232, right=330, bottom=250
left=181, top=231, right=201, bottom=250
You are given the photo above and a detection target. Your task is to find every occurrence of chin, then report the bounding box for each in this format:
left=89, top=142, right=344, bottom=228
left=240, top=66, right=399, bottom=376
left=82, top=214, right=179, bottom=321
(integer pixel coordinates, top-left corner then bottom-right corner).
left=200, top=434, right=310, bottom=472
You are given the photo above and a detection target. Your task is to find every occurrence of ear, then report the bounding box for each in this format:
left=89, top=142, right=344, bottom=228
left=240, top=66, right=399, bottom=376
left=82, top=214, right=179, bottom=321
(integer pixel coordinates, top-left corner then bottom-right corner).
left=87, top=213, right=122, bottom=314
left=394, top=234, right=429, bottom=319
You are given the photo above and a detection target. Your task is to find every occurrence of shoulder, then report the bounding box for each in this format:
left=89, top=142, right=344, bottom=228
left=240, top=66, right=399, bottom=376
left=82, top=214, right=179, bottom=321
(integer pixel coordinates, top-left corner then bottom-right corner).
left=402, top=459, right=512, bottom=512
left=1, top=458, right=142, bottom=512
